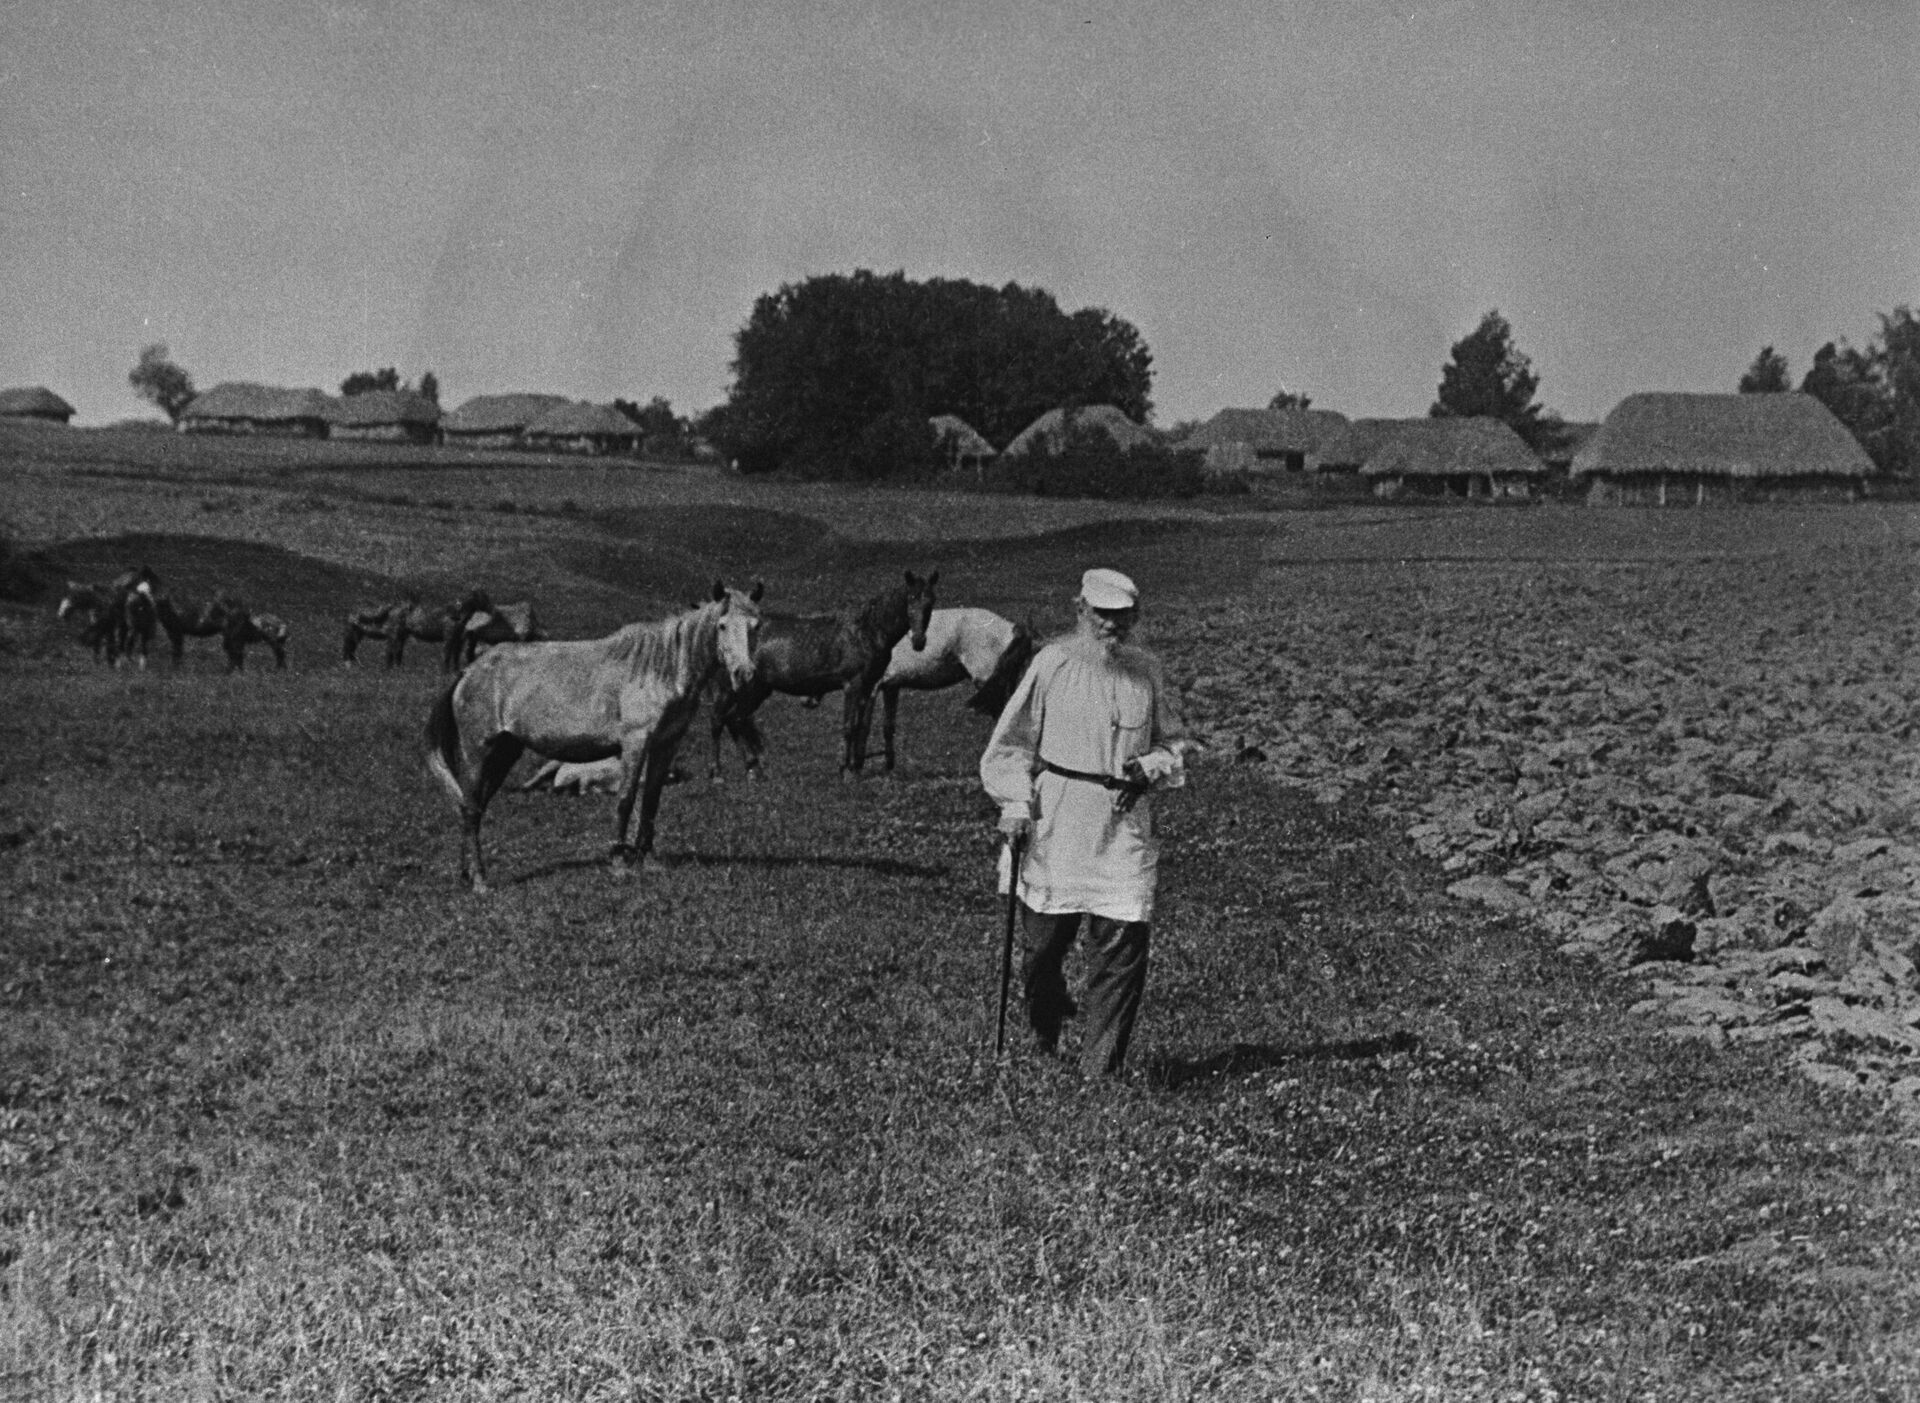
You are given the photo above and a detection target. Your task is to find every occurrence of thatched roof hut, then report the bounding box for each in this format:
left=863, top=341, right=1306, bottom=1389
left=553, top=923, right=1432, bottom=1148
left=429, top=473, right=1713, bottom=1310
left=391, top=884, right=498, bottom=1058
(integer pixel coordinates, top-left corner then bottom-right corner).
left=441, top=393, right=571, bottom=448
left=327, top=389, right=441, bottom=444
left=1362, top=418, right=1544, bottom=500
left=180, top=383, right=335, bottom=437
left=1571, top=393, right=1873, bottom=504
left=930, top=415, right=996, bottom=474
left=0, top=386, right=75, bottom=423
left=1311, top=418, right=1426, bottom=474
left=522, top=401, right=642, bottom=455
left=1177, top=407, right=1348, bottom=474
left=1001, top=405, right=1158, bottom=457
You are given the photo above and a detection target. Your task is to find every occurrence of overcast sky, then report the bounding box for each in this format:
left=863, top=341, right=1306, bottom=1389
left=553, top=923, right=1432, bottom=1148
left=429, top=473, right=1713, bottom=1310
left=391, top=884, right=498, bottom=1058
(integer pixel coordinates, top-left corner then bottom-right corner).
left=3, top=0, right=1915, bottom=428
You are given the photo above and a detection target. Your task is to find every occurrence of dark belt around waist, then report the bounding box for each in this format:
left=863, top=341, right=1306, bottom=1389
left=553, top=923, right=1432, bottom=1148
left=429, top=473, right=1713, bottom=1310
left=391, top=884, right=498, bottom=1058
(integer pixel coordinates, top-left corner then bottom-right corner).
left=1040, top=758, right=1149, bottom=807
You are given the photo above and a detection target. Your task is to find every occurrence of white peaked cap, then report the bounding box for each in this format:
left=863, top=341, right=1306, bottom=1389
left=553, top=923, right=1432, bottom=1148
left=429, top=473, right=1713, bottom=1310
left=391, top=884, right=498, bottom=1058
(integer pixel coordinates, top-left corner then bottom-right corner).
left=1079, top=567, right=1139, bottom=609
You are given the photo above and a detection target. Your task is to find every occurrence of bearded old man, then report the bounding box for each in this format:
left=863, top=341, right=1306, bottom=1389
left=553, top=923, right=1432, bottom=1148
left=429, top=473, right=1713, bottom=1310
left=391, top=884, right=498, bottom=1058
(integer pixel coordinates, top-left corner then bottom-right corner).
left=980, top=567, right=1192, bottom=1076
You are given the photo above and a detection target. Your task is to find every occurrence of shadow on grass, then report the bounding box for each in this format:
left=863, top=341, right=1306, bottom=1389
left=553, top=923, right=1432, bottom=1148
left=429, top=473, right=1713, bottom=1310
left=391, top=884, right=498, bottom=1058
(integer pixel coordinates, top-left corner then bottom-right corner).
left=506, top=851, right=948, bottom=885
left=1147, top=1029, right=1421, bottom=1091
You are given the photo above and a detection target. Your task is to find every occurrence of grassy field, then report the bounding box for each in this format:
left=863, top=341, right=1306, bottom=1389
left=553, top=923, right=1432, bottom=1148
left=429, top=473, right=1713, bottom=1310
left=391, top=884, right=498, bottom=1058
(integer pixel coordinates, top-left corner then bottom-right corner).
left=4, top=429, right=1920, bottom=1399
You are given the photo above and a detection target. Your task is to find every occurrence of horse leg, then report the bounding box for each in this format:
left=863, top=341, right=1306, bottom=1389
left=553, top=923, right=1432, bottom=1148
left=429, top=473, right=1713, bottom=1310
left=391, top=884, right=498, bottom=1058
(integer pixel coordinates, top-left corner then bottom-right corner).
left=610, top=735, right=657, bottom=869
left=386, top=627, right=406, bottom=669
left=463, top=733, right=524, bottom=894
left=707, top=682, right=735, bottom=780
left=881, top=684, right=900, bottom=773
left=843, top=680, right=882, bottom=775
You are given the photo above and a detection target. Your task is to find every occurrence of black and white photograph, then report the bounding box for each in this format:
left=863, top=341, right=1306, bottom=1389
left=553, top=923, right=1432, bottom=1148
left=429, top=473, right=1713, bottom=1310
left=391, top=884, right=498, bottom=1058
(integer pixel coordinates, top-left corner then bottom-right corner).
left=3, top=1, right=1918, bottom=1397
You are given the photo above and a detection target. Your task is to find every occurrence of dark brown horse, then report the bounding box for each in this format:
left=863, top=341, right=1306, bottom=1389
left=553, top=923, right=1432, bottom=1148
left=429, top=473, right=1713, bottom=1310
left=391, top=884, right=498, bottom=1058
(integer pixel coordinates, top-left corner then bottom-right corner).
left=155, top=594, right=288, bottom=670
left=342, top=590, right=491, bottom=670
left=709, top=571, right=938, bottom=779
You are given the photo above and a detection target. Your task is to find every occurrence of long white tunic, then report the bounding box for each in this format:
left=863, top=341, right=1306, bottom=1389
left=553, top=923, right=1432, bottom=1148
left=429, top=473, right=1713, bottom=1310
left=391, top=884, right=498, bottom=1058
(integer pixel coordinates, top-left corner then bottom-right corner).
left=979, top=634, right=1187, bottom=923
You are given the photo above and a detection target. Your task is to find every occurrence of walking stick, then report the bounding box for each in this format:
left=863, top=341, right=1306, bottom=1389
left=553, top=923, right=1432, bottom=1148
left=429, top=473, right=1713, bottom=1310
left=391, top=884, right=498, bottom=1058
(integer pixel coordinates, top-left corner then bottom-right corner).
left=995, top=831, right=1026, bottom=1056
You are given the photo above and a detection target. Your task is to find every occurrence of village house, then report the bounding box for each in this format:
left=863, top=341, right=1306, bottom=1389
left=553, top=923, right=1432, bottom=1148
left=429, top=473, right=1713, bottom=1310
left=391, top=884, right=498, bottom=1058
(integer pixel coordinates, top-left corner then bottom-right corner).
left=1309, top=418, right=1426, bottom=476
left=1571, top=392, right=1874, bottom=505
left=179, top=383, right=335, bottom=437
left=1000, top=405, right=1159, bottom=456
left=1176, top=406, right=1349, bottom=476
left=440, top=393, right=572, bottom=450
left=1361, top=417, right=1545, bottom=500
left=0, top=386, right=76, bottom=424
left=930, top=414, right=997, bottom=476
left=326, top=389, right=441, bottom=445
left=521, top=401, right=642, bottom=456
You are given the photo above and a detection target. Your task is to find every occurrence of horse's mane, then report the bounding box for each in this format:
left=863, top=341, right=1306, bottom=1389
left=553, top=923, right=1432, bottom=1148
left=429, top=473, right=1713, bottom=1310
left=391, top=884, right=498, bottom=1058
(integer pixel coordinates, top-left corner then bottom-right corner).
left=604, top=600, right=721, bottom=693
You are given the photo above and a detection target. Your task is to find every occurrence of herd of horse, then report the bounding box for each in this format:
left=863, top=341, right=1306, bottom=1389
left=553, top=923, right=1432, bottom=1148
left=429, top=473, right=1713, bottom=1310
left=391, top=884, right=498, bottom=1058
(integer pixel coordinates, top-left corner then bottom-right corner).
left=341, top=592, right=544, bottom=671
left=57, top=566, right=289, bottom=671
left=58, top=563, right=1037, bottom=892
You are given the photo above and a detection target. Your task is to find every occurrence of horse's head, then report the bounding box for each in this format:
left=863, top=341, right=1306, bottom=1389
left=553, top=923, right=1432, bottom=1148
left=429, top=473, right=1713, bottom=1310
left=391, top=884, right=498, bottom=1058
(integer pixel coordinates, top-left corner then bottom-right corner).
left=57, top=583, right=86, bottom=619
left=711, top=577, right=765, bottom=689
left=905, top=570, right=938, bottom=652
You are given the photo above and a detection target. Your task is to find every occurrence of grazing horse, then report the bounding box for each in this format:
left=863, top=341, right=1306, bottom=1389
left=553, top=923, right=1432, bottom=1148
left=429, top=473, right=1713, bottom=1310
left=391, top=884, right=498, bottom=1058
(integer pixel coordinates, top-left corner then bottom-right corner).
left=154, top=594, right=286, bottom=670
left=425, top=581, right=764, bottom=893
left=58, top=566, right=159, bottom=665
left=456, top=599, right=543, bottom=667
left=709, top=570, right=938, bottom=779
left=58, top=581, right=121, bottom=662
left=874, top=608, right=1036, bottom=772
left=342, top=590, right=490, bottom=670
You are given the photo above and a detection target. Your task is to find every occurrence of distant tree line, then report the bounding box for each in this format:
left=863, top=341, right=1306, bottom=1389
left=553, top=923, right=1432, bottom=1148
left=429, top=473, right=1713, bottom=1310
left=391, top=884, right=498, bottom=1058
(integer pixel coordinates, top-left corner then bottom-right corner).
left=1739, top=307, right=1920, bottom=474
left=707, top=269, right=1154, bottom=478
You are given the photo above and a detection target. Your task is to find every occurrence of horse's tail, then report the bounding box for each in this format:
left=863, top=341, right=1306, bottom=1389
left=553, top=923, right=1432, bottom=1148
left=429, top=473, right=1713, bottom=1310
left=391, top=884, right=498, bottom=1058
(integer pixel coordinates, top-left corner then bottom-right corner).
left=424, top=680, right=467, bottom=808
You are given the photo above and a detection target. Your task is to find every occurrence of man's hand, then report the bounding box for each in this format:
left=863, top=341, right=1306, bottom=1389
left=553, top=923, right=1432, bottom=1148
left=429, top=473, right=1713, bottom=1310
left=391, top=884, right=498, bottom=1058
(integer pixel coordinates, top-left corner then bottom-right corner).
left=998, top=812, right=1033, bottom=845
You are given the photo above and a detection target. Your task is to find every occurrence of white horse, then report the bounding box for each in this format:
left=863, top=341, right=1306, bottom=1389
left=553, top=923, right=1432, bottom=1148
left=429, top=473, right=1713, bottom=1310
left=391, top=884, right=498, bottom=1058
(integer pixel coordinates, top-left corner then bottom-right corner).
left=873, top=607, right=1035, bottom=771
left=426, top=582, right=762, bottom=892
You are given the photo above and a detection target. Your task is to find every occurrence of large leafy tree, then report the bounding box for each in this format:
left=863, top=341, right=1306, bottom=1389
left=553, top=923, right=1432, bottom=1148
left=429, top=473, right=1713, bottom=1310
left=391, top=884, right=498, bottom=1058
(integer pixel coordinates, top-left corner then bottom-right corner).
left=1268, top=388, right=1313, bottom=410
left=717, top=270, right=1153, bottom=475
left=1430, top=310, right=1561, bottom=452
left=129, top=344, right=195, bottom=423
left=1738, top=346, right=1791, bottom=393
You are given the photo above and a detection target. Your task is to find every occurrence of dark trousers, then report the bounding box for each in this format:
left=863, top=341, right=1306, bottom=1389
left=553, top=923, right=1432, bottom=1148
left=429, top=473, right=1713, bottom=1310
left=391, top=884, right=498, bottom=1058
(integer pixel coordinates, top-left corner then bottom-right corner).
left=1021, top=904, right=1150, bottom=1076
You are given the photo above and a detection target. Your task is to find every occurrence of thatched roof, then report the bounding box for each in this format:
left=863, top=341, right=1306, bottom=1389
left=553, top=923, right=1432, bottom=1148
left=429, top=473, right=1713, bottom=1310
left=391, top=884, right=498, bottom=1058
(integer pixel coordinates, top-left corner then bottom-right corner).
left=0, top=386, right=75, bottom=419
left=1178, top=407, right=1348, bottom=455
left=326, top=389, right=440, bottom=428
left=1001, top=405, right=1158, bottom=457
left=1570, top=393, right=1874, bottom=480
left=1361, top=418, right=1545, bottom=478
left=1313, top=418, right=1427, bottom=471
left=441, top=393, right=572, bottom=434
left=930, top=415, right=995, bottom=457
left=524, top=401, right=640, bottom=438
left=182, top=383, right=335, bottom=423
